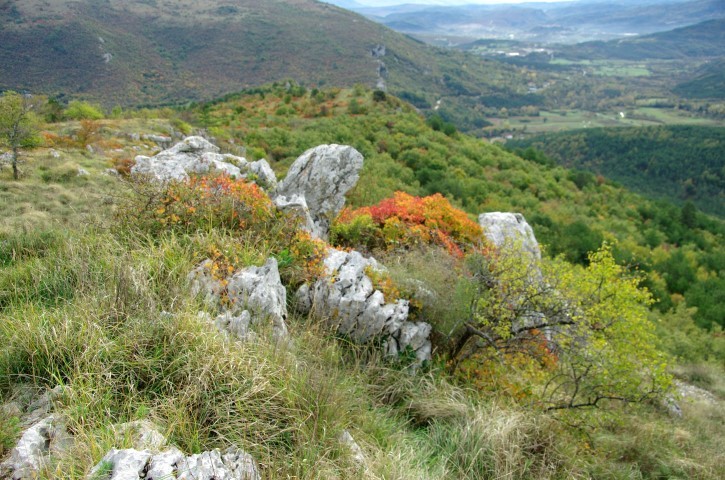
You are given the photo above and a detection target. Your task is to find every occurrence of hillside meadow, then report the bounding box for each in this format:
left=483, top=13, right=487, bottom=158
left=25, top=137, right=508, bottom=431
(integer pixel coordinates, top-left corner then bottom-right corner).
left=0, top=88, right=723, bottom=478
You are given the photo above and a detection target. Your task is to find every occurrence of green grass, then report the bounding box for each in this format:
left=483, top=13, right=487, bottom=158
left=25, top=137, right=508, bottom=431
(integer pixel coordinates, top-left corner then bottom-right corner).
left=550, top=59, right=651, bottom=77
left=1, top=108, right=723, bottom=479
left=493, top=107, right=723, bottom=135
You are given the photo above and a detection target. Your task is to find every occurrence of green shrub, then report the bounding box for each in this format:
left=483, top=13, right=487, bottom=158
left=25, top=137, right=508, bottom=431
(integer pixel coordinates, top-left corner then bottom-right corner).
left=63, top=101, right=104, bottom=120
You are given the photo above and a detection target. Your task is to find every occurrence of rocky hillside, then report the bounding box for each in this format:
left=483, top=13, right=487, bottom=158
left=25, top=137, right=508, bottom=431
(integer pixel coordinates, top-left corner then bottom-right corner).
left=1, top=99, right=724, bottom=477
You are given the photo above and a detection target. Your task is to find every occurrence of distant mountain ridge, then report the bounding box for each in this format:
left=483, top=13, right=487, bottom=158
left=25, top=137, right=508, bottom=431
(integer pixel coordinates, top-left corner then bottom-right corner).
left=558, top=18, right=725, bottom=60
left=350, top=0, right=724, bottom=43
left=0, top=0, right=531, bottom=126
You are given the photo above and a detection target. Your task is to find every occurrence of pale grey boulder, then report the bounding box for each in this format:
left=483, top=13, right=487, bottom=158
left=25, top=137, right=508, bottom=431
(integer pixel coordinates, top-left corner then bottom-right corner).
left=245, top=158, right=277, bottom=189
left=132, top=136, right=241, bottom=182
left=273, top=194, right=316, bottom=233
left=131, top=136, right=278, bottom=189
left=146, top=447, right=186, bottom=479
left=166, top=136, right=219, bottom=155
left=295, top=248, right=432, bottom=364
left=88, top=447, right=261, bottom=480
left=177, top=448, right=260, bottom=480
left=0, top=415, right=72, bottom=480
left=275, top=144, right=363, bottom=239
left=190, top=258, right=289, bottom=342
left=88, top=449, right=153, bottom=480
left=226, top=258, right=289, bottom=341
left=478, top=212, right=541, bottom=260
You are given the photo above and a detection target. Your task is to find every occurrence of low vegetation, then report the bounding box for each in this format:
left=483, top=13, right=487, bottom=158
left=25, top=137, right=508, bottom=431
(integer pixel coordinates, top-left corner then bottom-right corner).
left=0, top=87, right=723, bottom=479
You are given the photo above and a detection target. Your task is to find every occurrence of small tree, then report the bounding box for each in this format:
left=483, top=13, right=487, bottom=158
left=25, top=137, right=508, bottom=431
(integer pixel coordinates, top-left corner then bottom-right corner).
left=0, top=91, right=41, bottom=180
left=452, top=244, right=672, bottom=412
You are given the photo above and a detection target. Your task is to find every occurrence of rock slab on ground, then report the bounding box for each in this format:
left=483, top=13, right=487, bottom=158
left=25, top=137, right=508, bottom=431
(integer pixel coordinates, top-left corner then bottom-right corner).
left=88, top=446, right=260, bottom=480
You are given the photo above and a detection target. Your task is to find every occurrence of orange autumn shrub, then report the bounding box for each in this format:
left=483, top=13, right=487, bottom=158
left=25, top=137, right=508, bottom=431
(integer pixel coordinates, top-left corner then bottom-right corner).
left=454, top=329, right=558, bottom=402
left=121, top=175, right=274, bottom=236
left=282, top=231, right=329, bottom=286
left=332, top=191, right=483, bottom=256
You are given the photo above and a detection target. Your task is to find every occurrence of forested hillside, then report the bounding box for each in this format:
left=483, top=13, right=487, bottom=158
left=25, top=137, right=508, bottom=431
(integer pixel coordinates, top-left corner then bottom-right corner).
left=186, top=84, right=725, bottom=330
left=0, top=0, right=534, bottom=130
left=674, top=60, right=725, bottom=99
left=508, top=126, right=725, bottom=217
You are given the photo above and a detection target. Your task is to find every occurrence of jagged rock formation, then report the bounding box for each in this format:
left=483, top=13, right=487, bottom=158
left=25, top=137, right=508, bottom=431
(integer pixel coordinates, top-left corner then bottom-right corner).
left=225, top=258, right=289, bottom=341
left=188, top=258, right=289, bottom=341
left=132, top=136, right=277, bottom=188
left=0, top=386, right=72, bottom=480
left=274, top=144, right=363, bottom=239
left=295, top=248, right=432, bottom=364
left=88, top=438, right=260, bottom=480
left=479, top=212, right=541, bottom=260
left=273, top=194, right=317, bottom=234
left=0, top=415, right=72, bottom=480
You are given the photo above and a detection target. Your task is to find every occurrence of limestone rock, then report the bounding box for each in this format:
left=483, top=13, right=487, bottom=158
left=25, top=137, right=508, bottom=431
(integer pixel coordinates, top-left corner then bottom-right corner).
left=339, top=430, right=366, bottom=467
left=295, top=248, right=432, bottom=364
left=479, top=212, right=541, bottom=260
left=226, top=258, right=288, bottom=341
left=112, top=420, right=167, bottom=451
left=215, top=311, right=256, bottom=342
left=88, top=447, right=260, bottom=480
left=275, top=144, right=363, bottom=239
left=0, top=415, right=72, bottom=479
left=146, top=447, right=185, bottom=479
left=273, top=194, right=315, bottom=233
left=88, top=449, right=153, bottom=480
left=190, top=258, right=289, bottom=342
left=131, top=136, right=277, bottom=189
left=245, top=158, right=277, bottom=190
left=132, top=136, right=241, bottom=182
left=177, top=448, right=260, bottom=480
